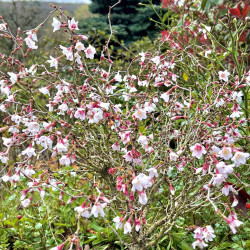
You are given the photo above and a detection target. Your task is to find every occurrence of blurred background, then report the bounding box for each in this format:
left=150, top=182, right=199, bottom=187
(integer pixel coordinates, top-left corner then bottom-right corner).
left=0, top=0, right=163, bottom=55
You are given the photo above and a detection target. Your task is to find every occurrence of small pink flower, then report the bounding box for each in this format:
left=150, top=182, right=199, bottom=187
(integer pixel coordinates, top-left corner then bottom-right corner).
left=190, top=143, right=207, bottom=159
left=225, top=212, right=243, bottom=234
left=124, top=218, right=132, bottom=234
left=68, top=17, right=79, bottom=30
left=111, top=142, right=120, bottom=151
left=85, top=45, right=96, bottom=59
left=135, top=218, right=141, bottom=232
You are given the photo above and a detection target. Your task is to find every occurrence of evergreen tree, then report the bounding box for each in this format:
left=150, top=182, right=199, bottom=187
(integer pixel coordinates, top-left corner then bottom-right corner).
left=79, top=0, right=163, bottom=44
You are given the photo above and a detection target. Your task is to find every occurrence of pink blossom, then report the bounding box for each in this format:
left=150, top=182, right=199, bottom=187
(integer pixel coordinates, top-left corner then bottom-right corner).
left=111, top=142, right=120, bottom=151
left=135, top=218, right=141, bottom=232
left=203, top=226, right=216, bottom=242
left=21, top=197, right=32, bottom=208
left=132, top=173, right=151, bottom=192
left=225, top=212, right=243, bottom=234
left=21, top=145, right=36, bottom=158
left=222, top=183, right=235, bottom=196
left=212, top=173, right=225, bottom=186
left=74, top=108, right=86, bottom=120
left=124, top=219, right=132, bottom=234
left=113, top=216, right=124, bottom=230
left=190, top=143, right=207, bottom=159
left=85, top=45, right=96, bottom=59
left=138, top=191, right=148, bottom=205
left=47, top=56, right=58, bottom=69
left=68, top=17, right=78, bottom=30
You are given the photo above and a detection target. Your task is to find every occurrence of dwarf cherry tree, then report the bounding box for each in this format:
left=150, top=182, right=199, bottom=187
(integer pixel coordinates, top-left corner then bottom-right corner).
left=0, top=0, right=249, bottom=249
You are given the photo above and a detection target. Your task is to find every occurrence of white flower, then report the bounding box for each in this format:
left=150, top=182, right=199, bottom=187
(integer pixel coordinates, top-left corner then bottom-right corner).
left=37, top=136, right=53, bottom=149
left=212, top=174, right=225, bottom=186
left=75, top=41, right=85, bottom=51
left=192, top=240, right=208, bottom=249
left=222, top=183, right=235, bottom=196
left=138, top=191, right=148, bottom=205
left=47, top=56, right=58, bottom=69
left=54, top=140, right=68, bottom=153
left=85, top=45, right=96, bottom=59
left=218, top=70, right=230, bottom=82
left=216, top=162, right=234, bottom=177
left=1, top=173, right=10, bottom=182
left=0, top=23, right=6, bottom=31
left=160, top=92, right=170, bottom=102
left=24, top=37, right=38, bottom=49
left=100, top=102, right=110, bottom=110
left=68, top=17, right=79, bottom=30
left=151, top=56, right=161, bottom=65
left=26, top=122, right=40, bottom=135
left=124, top=220, right=132, bottom=234
left=144, top=102, right=156, bottom=113
left=91, top=203, right=106, bottom=218
left=59, top=155, right=71, bottom=166
left=132, top=173, right=151, bottom=192
left=169, top=151, right=179, bottom=161
left=190, top=143, right=207, bottom=159
left=8, top=72, right=17, bottom=84
left=133, top=108, right=147, bottom=120
left=21, top=146, right=36, bottom=158
left=0, top=155, right=8, bottom=164
left=52, top=17, right=61, bottom=32
left=2, top=137, right=12, bottom=147
left=137, top=135, right=148, bottom=146
left=58, top=103, right=69, bottom=113
left=225, top=213, right=243, bottom=234
left=111, top=142, right=120, bottom=151
left=114, top=72, right=122, bottom=82
left=60, top=45, right=73, bottom=61
left=21, top=198, right=31, bottom=208
left=232, top=91, right=243, bottom=103
left=74, top=108, right=86, bottom=120
left=22, top=166, right=35, bottom=176
left=146, top=167, right=158, bottom=178
left=203, top=226, right=216, bottom=242
left=231, top=152, right=249, bottom=166
left=113, top=216, right=123, bottom=230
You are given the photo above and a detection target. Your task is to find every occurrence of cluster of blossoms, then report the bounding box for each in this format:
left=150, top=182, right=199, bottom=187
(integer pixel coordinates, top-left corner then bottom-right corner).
left=0, top=0, right=249, bottom=249
left=192, top=226, right=216, bottom=249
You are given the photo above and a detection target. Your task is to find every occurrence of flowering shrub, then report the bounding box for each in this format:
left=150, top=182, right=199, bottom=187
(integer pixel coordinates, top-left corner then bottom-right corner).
left=0, top=0, right=249, bottom=249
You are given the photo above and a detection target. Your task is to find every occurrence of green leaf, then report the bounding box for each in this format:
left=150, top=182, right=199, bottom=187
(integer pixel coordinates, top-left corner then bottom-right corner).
left=201, top=0, right=208, bottom=10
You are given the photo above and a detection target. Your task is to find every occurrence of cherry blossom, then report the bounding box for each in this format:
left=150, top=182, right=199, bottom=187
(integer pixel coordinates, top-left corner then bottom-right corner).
left=113, top=216, right=124, bottom=230
left=68, top=17, right=79, bottom=30
left=231, top=151, right=249, bottom=166
left=218, top=70, right=230, bottom=81
left=225, top=213, right=243, bottom=234
left=52, top=17, right=61, bottom=32
left=218, top=147, right=232, bottom=160
left=133, top=108, right=147, bottom=121
left=124, top=219, right=132, bottom=234
left=91, top=203, right=106, bottom=218
left=47, top=56, right=58, bottom=69
left=85, top=45, right=96, bottom=59
left=21, top=145, right=36, bottom=158
left=190, top=143, right=207, bottom=159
